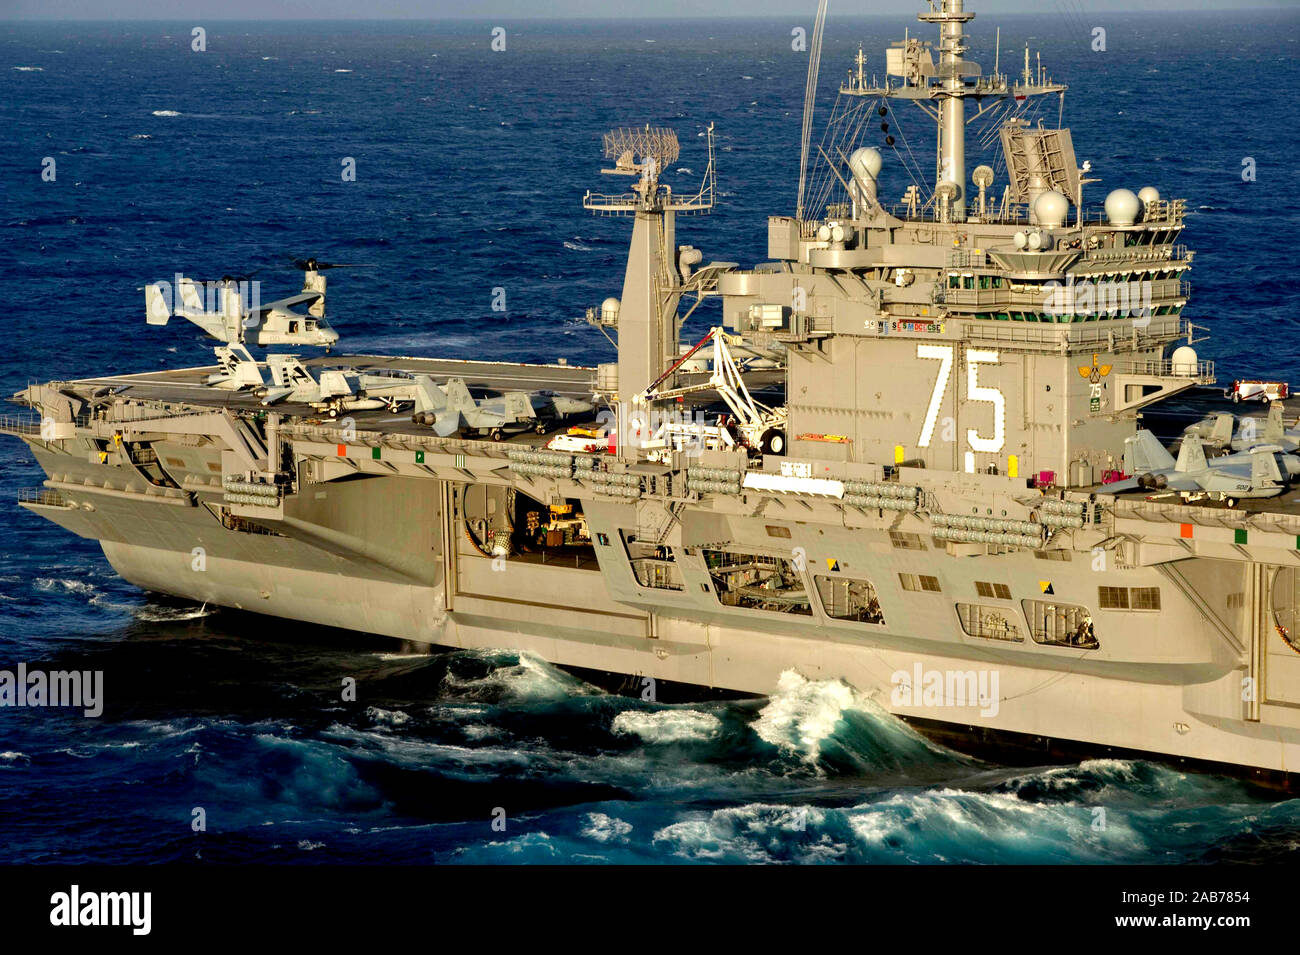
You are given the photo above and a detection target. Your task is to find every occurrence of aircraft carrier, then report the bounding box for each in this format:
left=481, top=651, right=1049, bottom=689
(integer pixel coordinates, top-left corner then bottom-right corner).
left=8, top=0, right=1300, bottom=784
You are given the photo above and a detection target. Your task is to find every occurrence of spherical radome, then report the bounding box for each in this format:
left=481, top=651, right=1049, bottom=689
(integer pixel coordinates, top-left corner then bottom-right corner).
left=1105, top=188, right=1141, bottom=226
left=1033, top=189, right=1069, bottom=228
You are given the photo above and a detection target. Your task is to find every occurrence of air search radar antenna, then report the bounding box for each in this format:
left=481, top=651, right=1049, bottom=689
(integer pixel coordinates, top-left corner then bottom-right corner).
left=583, top=123, right=716, bottom=215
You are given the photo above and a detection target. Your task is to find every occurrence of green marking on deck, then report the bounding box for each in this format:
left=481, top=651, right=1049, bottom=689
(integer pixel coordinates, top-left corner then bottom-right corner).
left=1235, top=528, right=1248, bottom=545
left=415, top=450, right=425, bottom=464
left=372, top=447, right=382, bottom=460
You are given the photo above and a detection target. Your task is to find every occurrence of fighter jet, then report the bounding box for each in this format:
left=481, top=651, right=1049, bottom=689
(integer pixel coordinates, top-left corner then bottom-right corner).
left=408, top=379, right=594, bottom=440
left=1229, top=402, right=1300, bottom=453
left=257, top=355, right=418, bottom=417
left=205, top=344, right=266, bottom=391
left=1099, top=430, right=1300, bottom=505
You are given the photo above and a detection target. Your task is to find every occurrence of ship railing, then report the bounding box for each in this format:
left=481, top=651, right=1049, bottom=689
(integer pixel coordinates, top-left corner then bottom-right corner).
left=1080, top=243, right=1190, bottom=265
left=1112, top=357, right=1214, bottom=381
left=0, top=414, right=43, bottom=435
left=961, top=316, right=1183, bottom=347
left=18, top=488, right=71, bottom=507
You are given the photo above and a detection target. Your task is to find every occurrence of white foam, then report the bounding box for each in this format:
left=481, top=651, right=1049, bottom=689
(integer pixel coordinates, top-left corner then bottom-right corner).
left=34, top=577, right=96, bottom=596
left=13, top=66, right=44, bottom=71
left=365, top=706, right=411, bottom=727
left=133, top=603, right=213, bottom=622
left=441, top=650, right=601, bottom=702
left=611, top=708, right=721, bottom=744
left=751, top=670, right=866, bottom=761
left=581, top=812, right=632, bottom=844
left=151, top=109, right=181, bottom=116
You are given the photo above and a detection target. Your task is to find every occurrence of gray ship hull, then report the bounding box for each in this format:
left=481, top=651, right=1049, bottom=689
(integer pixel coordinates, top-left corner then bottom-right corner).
left=18, top=418, right=1300, bottom=785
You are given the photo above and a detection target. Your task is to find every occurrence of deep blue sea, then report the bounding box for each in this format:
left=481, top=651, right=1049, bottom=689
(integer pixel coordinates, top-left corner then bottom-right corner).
left=1, top=11, right=1299, bottom=864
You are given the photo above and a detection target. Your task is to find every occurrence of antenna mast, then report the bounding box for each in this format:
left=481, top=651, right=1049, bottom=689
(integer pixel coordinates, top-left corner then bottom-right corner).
left=796, top=0, right=829, bottom=221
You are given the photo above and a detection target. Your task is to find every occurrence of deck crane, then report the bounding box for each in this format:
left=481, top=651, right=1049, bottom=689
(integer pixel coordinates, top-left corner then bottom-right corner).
left=640, top=326, right=788, bottom=455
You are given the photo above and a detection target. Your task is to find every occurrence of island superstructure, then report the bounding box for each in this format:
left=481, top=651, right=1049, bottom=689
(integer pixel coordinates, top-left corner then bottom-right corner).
left=8, top=1, right=1300, bottom=785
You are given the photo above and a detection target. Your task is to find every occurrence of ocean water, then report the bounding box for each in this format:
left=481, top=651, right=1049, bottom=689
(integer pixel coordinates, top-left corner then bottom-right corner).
left=1, top=11, right=1299, bottom=864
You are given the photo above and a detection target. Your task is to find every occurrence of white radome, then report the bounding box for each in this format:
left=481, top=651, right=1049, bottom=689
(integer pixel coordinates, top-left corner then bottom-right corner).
left=1105, top=188, right=1141, bottom=227
left=1033, top=189, right=1069, bottom=229
left=848, top=146, right=882, bottom=181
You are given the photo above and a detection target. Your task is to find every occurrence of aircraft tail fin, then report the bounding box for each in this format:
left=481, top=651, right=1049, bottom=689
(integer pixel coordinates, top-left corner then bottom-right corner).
left=444, top=378, right=476, bottom=413
left=1209, top=413, right=1234, bottom=446
left=503, top=392, right=535, bottom=420
left=1124, top=430, right=1176, bottom=475
left=1251, top=447, right=1283, bottom=486
left=1265, top=402, right=1285, bottom=442
left=213, top=345, right=263, bottom=389
left=265, top=353, right=313, bottom=391
left=265, top=354, right=296, bottom=389
left=1175, top=434, right=1207, bottom=473
left=412, top=376, right=445, bottom=414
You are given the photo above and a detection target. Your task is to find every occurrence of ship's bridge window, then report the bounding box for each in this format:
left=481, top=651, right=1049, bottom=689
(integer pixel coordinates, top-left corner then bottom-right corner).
left=815, top=575, right=885, bottom=625
left=948, top=273, right=960, bottom=289
left=620, top=529, right=683, bottom=592
left=975, top=581, right=1012, bottom=600
left=899, top=573, right=941, bottom=593
left=700, top=549, right=812, bottom=615
left=956, top=603, right=1024, bottom=642
left=1098, top=586, right=1160, bottom=611
left=1022, top=598, right=1098, bottom=649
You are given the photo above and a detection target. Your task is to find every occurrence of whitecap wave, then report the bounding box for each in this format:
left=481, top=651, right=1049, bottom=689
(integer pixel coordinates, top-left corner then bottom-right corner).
left=750, top=670, right=865, bottom=761
left=151, top=109, right=181, bottom=116
left=34, top=577, right=96, bottom=596
left=440, top=650, right=602, bottom=703
left=581, top=812, right=632, bottom=843
left=611, top=708, right=721, bottom=744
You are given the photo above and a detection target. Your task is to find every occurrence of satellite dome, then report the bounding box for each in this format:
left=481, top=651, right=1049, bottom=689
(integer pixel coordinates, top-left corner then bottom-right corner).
left=1013, top=231, right=1028, bottom=250
left=848, top=146, right=882, bottom=181
left=1105, top=188, right=1141, bottom=227
left=600, top=297, right=621, bottom=323
left=1138, top=186, right=1160, bottom=207
left=1033, top=190, right=1069, bottom=229
left=1171, top=345, right=1198, bottom=377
